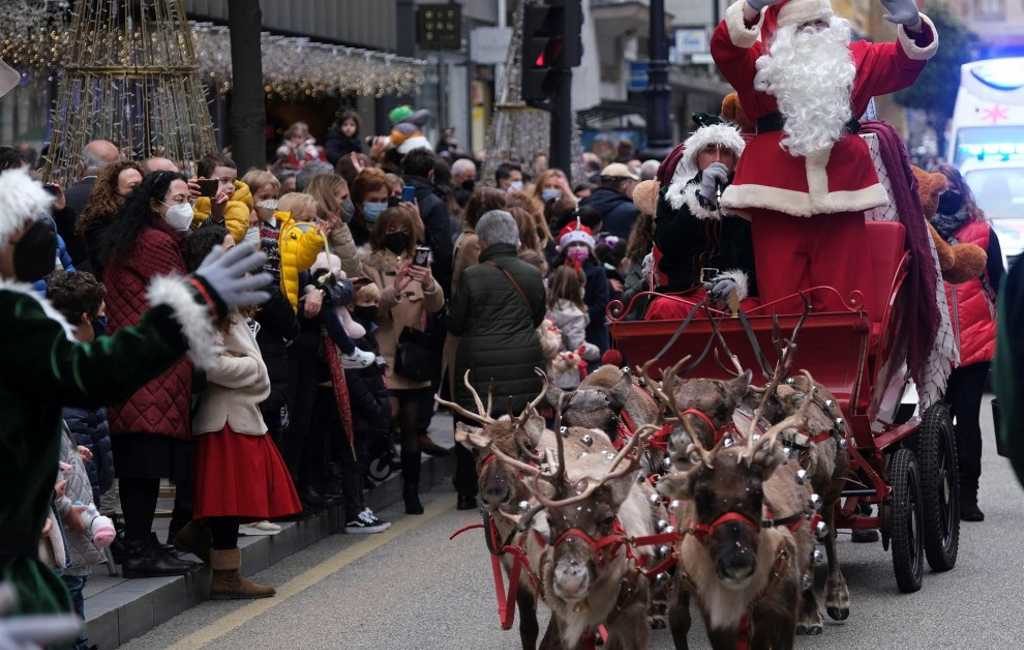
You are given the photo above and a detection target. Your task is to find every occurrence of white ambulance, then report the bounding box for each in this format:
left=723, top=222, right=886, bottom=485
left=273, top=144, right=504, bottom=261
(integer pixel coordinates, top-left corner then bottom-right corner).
left=949, top=57, right=1024, bottom=269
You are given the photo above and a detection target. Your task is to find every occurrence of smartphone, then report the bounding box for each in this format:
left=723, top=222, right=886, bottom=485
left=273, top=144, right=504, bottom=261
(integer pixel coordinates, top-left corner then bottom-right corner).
left=401, top=185, right=417, bottom=203
left=388, top=195, right=401, bottom=208
left=198, top=179, right=219, bottom=197
left=413, top=245, right=432, bottom=268
left=42, top=183, right=61, bottom=197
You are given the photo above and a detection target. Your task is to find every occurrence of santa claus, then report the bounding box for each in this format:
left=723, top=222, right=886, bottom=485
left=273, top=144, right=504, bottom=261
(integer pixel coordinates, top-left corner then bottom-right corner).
left=711, top=0, right=938, bottom=308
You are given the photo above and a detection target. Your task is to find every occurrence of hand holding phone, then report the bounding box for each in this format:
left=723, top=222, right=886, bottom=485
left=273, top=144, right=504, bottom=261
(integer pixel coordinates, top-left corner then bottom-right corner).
left=198, top=179, right=219, bottom=198
left=401, top=185, right=417, bottom=203
left=412, top=245, right=431, bottom=269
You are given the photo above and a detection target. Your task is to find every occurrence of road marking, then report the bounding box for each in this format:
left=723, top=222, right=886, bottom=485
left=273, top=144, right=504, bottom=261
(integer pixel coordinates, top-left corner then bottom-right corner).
left=167, top=499, right=454, bottom=650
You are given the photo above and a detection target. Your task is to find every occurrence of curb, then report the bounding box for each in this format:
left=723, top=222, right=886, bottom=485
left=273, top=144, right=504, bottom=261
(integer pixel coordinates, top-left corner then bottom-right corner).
left=85, top=450, right=455, bottom=649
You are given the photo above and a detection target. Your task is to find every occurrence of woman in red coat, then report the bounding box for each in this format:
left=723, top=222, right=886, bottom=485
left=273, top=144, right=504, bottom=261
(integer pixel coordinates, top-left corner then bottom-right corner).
left=934, top=165, right=1005, bottom=522
left=100, top=171, right=199, bottom=576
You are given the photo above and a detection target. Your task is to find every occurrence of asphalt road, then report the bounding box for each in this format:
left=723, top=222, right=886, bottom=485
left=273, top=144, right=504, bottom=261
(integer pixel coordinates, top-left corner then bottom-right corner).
left=124, top=398, right=1024, bottom=649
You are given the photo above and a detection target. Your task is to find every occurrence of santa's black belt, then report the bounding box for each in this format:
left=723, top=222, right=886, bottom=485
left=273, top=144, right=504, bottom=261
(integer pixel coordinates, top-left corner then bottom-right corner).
left=755, top=112, right=860, bottom=135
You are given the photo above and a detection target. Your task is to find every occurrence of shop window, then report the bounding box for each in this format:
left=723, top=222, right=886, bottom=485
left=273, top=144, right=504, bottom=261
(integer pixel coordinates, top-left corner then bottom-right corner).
left=975, top=0, right=1006, bottom=19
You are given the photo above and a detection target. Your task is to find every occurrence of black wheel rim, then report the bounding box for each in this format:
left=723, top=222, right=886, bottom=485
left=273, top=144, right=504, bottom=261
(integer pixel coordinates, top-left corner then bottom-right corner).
left=910, top=470, right=923, bottom=575
left=939, top=436, right=954, bottom=548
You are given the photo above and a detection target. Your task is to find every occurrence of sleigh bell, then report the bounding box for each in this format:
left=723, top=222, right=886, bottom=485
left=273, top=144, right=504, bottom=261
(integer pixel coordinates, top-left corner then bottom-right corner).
left=809, top=493, right=822, bottom=510
left=795, top=468, right=809, bottom=485
left=815, top=520, right=829, bottom=541
left=581, top=434, right=594, bottom=447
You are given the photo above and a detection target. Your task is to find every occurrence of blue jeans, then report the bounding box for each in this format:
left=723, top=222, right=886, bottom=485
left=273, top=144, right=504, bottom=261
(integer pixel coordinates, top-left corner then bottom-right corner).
left=61, top=574, right=89, bottom=650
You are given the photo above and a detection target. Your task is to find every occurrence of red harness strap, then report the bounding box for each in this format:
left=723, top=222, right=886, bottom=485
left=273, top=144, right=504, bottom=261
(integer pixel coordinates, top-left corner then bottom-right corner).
left=680, top=408, right=741, bottom=446
left=690, top=511, right=761, bottom=544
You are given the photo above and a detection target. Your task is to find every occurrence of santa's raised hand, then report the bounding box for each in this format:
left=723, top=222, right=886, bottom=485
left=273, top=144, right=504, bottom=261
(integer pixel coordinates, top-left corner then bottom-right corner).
left=880, top=0, right=922, bottom=30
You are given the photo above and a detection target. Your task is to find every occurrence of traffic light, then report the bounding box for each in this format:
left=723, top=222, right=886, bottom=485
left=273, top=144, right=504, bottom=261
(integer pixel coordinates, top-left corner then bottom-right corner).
left=521, top=0, right=582, bottom=109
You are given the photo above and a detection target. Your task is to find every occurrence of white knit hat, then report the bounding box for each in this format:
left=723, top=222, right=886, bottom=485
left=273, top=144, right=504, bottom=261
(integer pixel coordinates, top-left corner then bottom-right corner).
left=0, top=168, right=54, bottom=245
left=558, top=222, right=596, bottom=250
left=776, top=0, right=833, bottom=28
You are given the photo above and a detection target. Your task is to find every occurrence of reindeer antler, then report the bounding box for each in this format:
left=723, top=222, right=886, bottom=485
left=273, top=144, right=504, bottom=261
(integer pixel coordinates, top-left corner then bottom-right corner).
left=679, top=411, right=716, bottom=468
left=516, top=368, right=549, bottom=430
left=533, top=424, right=658, bottom=509
left=433, top=370, right=498, bottom=426
left=742, top=369, right=818, bottom=465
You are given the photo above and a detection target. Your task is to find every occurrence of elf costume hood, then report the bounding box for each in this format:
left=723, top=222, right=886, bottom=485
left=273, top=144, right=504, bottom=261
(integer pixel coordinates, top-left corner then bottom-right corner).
left=661, top=114, right=746, bottom=219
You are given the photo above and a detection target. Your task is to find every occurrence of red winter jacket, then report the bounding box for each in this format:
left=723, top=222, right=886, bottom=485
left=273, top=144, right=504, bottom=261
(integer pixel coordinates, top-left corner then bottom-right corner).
left=103, top=220, right=193, bottom=439
left=946, top=221, right=997, bottom=367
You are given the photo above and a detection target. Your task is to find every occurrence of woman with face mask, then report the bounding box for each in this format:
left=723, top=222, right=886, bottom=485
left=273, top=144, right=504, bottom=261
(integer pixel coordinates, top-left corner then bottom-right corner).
left=97, top=170, right=204, bottom=577
left=306, top=173, right=361, bottom=277
left=529, top=169, right=578, bottom=214
left=361, top=205, right=444, bottom=516
left=349, top=168, right=392, bottom=250
left=76, top=161, right=144, bottom=275
left=932, top=164, right=1006, bottom=523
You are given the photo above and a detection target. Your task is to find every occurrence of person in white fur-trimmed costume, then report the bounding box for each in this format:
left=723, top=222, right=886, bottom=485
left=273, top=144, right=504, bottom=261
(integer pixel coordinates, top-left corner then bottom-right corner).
left=645, top=114, right=757, bottom=319
left=0, top=165, right=271, bottom=617
left=712, top=0, right=938, bottom=308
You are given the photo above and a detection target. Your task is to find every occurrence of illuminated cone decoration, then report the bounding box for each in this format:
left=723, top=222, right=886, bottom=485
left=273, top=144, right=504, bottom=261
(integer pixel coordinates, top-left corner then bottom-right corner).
left=44, top=0, right=216, bottom=186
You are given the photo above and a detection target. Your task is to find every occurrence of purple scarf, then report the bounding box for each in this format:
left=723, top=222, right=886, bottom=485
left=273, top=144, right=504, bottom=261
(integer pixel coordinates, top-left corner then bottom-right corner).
left=859, top=121, right=940, bottom=388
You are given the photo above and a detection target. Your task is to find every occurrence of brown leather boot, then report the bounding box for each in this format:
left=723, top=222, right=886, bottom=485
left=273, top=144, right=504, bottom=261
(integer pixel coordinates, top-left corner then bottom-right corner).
left=209, top=548, right=275, bottom=600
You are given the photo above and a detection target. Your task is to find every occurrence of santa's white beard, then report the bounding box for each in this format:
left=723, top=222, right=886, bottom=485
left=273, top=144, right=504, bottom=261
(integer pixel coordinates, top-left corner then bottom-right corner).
left=754, top=19, right=856, bottom=158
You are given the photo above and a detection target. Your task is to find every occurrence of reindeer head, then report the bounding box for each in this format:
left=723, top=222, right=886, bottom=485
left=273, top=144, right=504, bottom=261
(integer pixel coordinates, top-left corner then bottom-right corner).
left=493, top=420, right=656, bottom=604
left=548, top=365, right=635, bottom=436
left=439, top=370, right=548, bottom=511
left=659, top=376, right=816, bottom=589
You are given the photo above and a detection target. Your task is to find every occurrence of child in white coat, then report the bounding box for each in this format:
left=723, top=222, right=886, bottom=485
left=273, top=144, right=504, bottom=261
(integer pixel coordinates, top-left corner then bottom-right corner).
left=545, top=265, right=601, bottom=389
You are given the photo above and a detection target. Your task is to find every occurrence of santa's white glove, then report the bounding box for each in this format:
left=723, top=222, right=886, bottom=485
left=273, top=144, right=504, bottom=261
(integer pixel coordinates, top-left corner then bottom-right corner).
left=194, top=243, right=272, bottom=310
left=699, top=162, right=730, bottom=210
left=880, top=0, right=922, bottom=28
left=745, top=0, right=783, bottom=12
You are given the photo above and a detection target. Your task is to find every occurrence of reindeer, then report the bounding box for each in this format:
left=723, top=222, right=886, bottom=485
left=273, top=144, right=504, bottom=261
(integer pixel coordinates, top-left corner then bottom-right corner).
left=656, top=386, right=818, bottom=650
left=492, top=421, right=662, bottom=650
left=547, top=365, right=662, bottom=441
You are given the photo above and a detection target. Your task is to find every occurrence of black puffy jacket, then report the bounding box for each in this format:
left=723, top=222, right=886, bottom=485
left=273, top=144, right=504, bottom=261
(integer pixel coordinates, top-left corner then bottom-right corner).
left=62, top=406, right=113, bottom=505
left=449, top=243, right=546, bottom=414
left=581, top=187, right=640, bottom=239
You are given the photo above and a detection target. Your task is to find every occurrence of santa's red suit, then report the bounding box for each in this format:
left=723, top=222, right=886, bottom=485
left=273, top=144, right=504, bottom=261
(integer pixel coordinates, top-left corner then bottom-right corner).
left=711, top=0, right=938, bottom=309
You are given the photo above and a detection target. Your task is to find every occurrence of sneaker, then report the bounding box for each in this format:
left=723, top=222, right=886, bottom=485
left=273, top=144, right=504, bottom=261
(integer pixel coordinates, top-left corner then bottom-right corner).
left=239, top=520, right=282, bottom=536
left=342, top=347, right=376, bottom=369
left=344, top=509, right=391, bottom=534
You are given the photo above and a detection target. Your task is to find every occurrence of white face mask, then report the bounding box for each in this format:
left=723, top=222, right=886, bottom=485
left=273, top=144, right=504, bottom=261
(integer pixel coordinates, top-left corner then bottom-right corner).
left=243, top=226, right=261, bottom=248
left=508, top=180, right=524, bottom=192
left=541, top=188, right=562, bottom=203
left=256, top=198, right=279, bottom=211
left=163, top=202, right=193, bottom=232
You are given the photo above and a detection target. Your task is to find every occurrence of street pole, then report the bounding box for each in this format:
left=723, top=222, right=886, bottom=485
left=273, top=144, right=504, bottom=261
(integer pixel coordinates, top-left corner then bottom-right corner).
left=644, top=0, right=673, bottom=159
left=227, top=0, right=266, bottom=170
left=550, top=67, right=573, bottom=182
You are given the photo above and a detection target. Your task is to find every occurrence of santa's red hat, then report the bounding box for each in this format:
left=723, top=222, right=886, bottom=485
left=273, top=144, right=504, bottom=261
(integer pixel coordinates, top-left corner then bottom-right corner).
left=558, top=220, right=595, bottom=250
left=763, top=0, right=833, bottom=40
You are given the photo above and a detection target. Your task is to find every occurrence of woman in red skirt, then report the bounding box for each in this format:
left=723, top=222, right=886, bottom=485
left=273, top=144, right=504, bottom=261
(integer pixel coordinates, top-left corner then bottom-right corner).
left=186, top=225, right=302, bottom=599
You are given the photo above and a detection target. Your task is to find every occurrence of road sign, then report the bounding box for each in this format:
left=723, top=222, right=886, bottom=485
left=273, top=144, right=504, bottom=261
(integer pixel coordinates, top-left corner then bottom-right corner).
left=628, top=61, right=649, bottom=93
left=470, top=26, right=512, bottom=64
left=675, top=28, right=708, bottom=55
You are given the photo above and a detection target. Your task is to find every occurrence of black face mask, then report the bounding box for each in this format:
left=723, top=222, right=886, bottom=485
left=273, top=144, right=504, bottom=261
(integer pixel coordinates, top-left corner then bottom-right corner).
left=352, top=305, right=378, bottom=324
left=92, top=314, right=109, bottom=337
left=938, top=190, right=964, bottom=216
left=461, top=179, right=475, bottom=192
left=383, top=232, right=410, bottom=255
left=13, top=220, right=56, bottom=282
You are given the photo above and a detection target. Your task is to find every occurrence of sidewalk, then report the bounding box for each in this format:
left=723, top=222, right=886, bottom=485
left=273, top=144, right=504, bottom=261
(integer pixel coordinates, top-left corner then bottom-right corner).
left=83, top=413, right=455, bottom=650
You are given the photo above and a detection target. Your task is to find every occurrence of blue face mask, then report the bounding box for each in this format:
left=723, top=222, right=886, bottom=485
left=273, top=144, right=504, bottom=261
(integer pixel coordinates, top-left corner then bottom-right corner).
left=542, top=188, right=562, bottom=203
left=363, top=201, right=387, bottom=224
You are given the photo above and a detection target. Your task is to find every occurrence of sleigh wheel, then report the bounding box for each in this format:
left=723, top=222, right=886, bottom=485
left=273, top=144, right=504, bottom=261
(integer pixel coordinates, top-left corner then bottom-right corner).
left=913, top=403, right=960, bottom=572
left=889, top=448, right=923, bottom=593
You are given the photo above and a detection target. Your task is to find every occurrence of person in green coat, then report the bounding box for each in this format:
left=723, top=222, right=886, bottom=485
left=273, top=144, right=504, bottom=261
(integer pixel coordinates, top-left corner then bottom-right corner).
left=448, top=209, right=546, bottom=510
left=994, top=258, right=1024, bottom=487
left=0, top=166, right=271, bottom=616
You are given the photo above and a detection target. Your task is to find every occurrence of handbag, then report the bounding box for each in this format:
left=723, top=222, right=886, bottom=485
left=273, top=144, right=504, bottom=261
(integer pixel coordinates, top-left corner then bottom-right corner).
left=394, top=326, right=437, bottom=382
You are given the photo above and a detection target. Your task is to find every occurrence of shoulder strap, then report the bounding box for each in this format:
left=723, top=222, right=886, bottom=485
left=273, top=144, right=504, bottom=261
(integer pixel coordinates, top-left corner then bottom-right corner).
left=486, top=260, right=530, bottom=308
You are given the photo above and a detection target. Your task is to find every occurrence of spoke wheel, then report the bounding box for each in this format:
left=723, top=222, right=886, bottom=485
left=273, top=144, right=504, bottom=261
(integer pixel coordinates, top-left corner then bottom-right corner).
left=889, top=448, right=924, bottom=593
left=914, top=403, right=960, bottom=572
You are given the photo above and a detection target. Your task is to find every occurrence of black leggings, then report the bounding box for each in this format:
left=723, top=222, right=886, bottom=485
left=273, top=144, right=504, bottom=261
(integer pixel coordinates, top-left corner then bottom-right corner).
left=208, top=517, right=240, bottom=551
left=946, top=361, right=990, bottom=497
left=120, top=478, right=160, bottom=543
left=393, top=389, right=426, bottom=490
